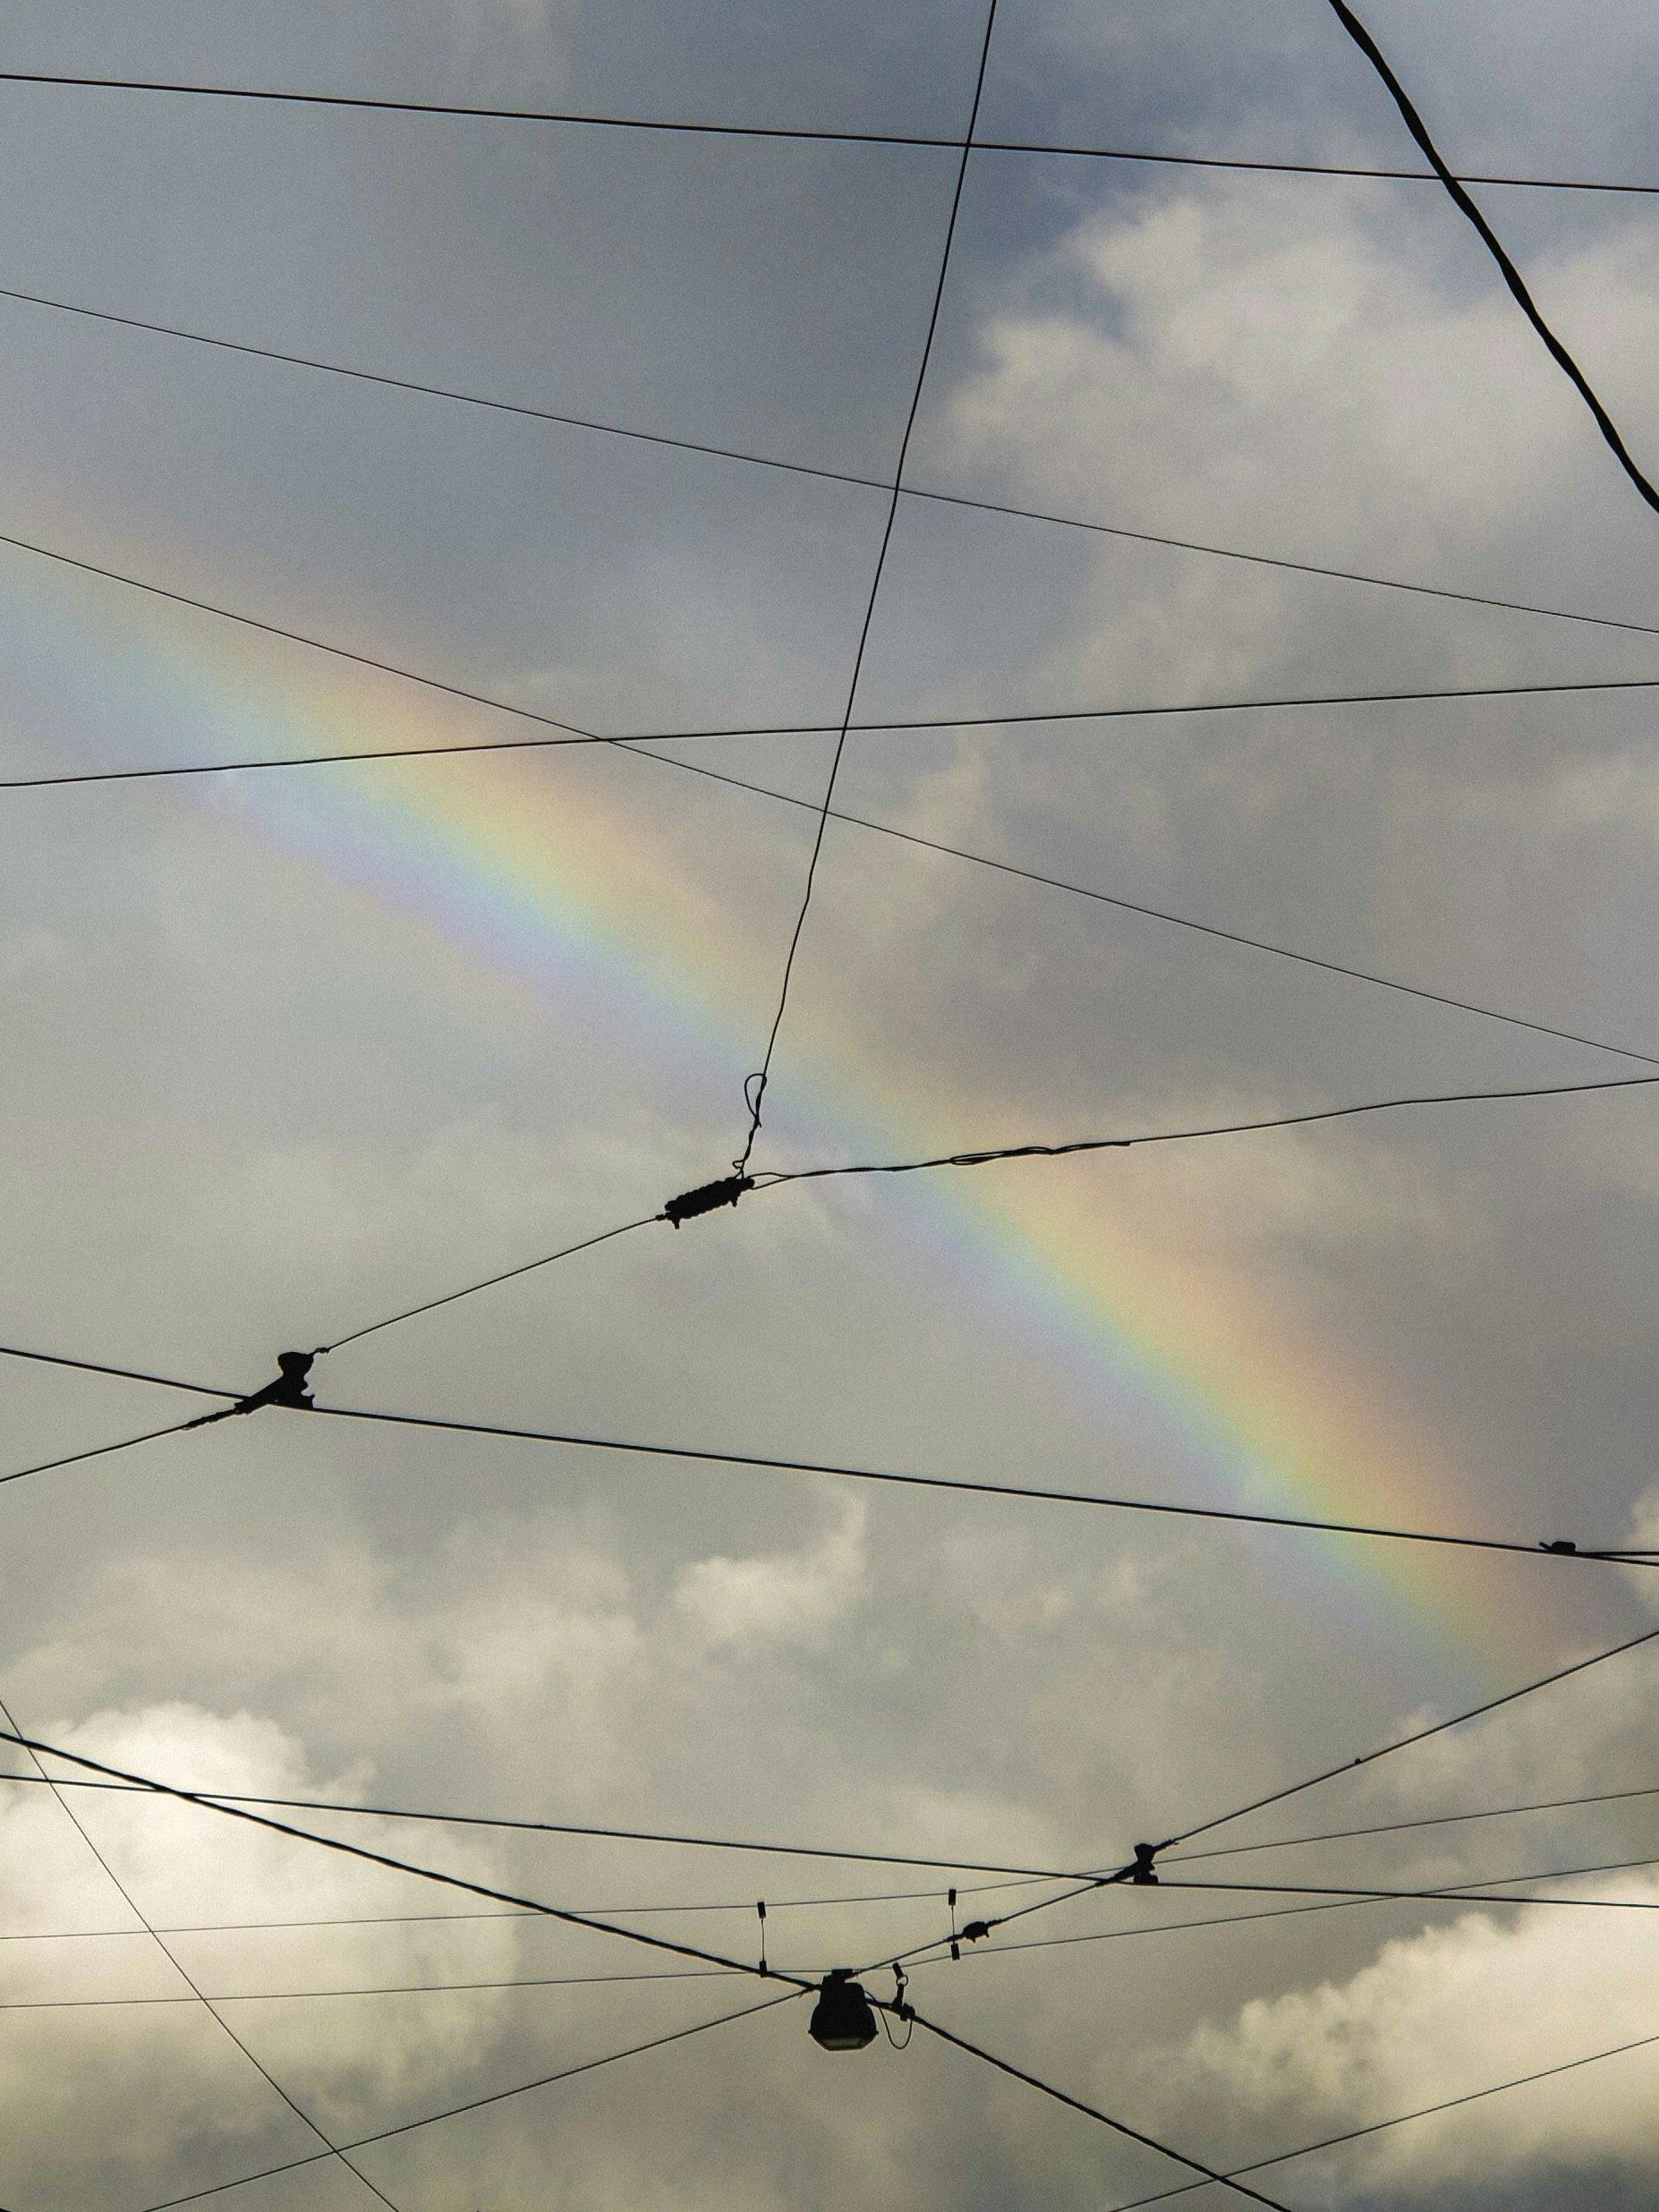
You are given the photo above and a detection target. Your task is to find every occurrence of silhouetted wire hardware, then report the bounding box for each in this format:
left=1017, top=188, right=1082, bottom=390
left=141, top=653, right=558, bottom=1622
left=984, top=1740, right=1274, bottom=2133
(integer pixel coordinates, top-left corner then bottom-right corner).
left=308, top=1394, right=1659, bottom=1572
left=0, top=1722, right=818, bottom=1990
left=319, top=1212, right=666, bottom=1352
left=1102, top=2024, right=1659, bottom=2212
left=191, top=1348, right=316, bottom=1420
left=5, top=72, right=1658, bottom=196
left=906, top=2012, right=1295, bottom=2210
left=808, top=1970, right=881, bottom=2051
left=4, top=282, right=1656, bottom=650
left=139, top=1989, right=804, bottom=2212
left=731, top=0, right=1002, bottom=1178
left=0, top=1689, right=405, bottom=2212
left=751, top=1069, right=1659, bottom=1194
left=862, top=1615, right=1659, bottom=1968
left=1323, top=0, right=1659, bottom=520
left=881, top=1964, right=915, bottom=2047
left=663, top=1174, right=753, bottom=1227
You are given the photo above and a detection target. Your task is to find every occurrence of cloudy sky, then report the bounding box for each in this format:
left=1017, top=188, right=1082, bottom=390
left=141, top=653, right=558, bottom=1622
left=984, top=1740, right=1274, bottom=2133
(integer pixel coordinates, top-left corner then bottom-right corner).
left=3, top=1, right=1659, bottom=2205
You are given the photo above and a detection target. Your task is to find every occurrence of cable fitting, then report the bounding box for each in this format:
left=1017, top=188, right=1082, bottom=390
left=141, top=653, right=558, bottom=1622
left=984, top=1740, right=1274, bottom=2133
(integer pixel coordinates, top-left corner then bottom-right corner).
left=1126, top=1842, right=1161, bottom=1885
left=959, top=1918, right=991, bottom=1943
left=1539, top=1539, right=1578, bottom=1554
left=663, top=1174, right=753, bottom=1227
left=229, top=1350, right=317, bottom=1416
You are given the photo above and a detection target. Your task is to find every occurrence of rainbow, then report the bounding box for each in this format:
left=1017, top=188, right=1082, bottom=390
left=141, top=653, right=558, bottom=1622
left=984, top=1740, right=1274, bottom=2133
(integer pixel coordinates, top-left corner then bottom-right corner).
left=15, top=561, right=1589, bottom=1687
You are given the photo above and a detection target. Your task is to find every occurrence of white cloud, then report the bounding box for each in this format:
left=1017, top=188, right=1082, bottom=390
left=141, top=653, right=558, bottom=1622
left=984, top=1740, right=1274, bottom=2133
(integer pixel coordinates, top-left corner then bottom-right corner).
left=674, top=1499, right=869, bottom=1648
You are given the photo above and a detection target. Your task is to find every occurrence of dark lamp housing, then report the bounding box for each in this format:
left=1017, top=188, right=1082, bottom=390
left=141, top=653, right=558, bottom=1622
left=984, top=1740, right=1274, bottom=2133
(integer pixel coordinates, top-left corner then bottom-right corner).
left=808, top=1970, right=879, bottom=2052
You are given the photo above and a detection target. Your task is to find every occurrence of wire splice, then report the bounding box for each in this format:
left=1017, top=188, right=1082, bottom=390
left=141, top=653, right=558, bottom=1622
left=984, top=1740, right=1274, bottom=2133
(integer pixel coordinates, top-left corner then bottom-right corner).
left=1540, top=1540, right=1578, bottom=1554
left=663, top=1175, right=753, bottom=1227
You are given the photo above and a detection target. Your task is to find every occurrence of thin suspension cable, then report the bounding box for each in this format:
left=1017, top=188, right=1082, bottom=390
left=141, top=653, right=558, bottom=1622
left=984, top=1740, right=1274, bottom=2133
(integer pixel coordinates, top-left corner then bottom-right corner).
left=1155, top=1861, right=1659, bottom=1912
left=0, top=1765, right=1090, bottom=1883
left=751, top=1070, right=1659, bottom=1191
left=4, top=71, right=1658, bottom=197
left=4, top=506, right=1659, bottom=789
left=301, top=1384, right=1659, bottom=1572
left=863, top=1617, right=1659, bottom=1969
left=1323, top=0, right=1659, bottom=519
left=636, top=744, right=1657, bottom=1066
left=5, top=279, right=1658, bottom=646
left=0, top=1342, right=236, bottom=1399
left=0, top=1415, right=211, bottom=1488
left=1103, top=2024, right=1659, bottom=2212
left=0, top=1723, right=817, bottom=1991
left=0, top=1696, right=403, bottom=2212
left=139, top=1988, right=801, bottom=2212
left=1168, top=1779, right=1659, bottom=1863
left=319, top=1209, right=667, bottom=1352
left=906, top=2011, right=1296, bottom=2210
left=733, top=0, right=1001, bottom=1175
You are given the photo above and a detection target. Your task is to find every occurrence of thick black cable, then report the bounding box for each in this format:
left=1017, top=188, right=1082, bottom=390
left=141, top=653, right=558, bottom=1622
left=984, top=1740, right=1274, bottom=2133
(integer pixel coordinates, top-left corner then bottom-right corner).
left=0, top=1696, right=404, bottom=2212
left=1323, top=0, right=1659, bottom=520
left=319, top=1210, right=668, bottom=1351
left=4, top=71, right=1658, bottom=197
left=139, top=1987, right=802, bottom=2212
left=8, top=280, right=1654, bottom=642
left=906, top=2011, right=1297, bottom=2209
left=0, top=1341, right=237, bottom=1399
left=304, top=1379, right=1659, bottom=1573
left=752, top=1070, right=1659, bottom=1193
left=0, top=1723, right=817, bottom=1991
left=1104, top=2024, right=1659, bottom=2212
left=733, top=0, right=1001, bottom=1175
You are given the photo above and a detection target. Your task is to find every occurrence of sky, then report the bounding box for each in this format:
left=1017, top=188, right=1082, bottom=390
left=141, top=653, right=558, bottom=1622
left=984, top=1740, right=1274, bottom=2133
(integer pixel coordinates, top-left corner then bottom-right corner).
left=3, top=1, right=1659, bottom=2206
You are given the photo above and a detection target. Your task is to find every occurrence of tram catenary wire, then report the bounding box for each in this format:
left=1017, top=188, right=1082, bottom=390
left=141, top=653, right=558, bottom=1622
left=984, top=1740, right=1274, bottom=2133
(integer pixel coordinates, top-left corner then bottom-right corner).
left=4, top=279, right=1657, bottom=646
left=9, top=1320, right=1659, bottom=1569
left=4, top=68, right=1658, bottom=198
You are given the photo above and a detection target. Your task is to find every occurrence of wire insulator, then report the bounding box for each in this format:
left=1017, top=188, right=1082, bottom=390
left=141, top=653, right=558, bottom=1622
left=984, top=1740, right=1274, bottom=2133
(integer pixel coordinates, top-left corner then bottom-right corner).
left=663, top=1175, right=754, bottom=1227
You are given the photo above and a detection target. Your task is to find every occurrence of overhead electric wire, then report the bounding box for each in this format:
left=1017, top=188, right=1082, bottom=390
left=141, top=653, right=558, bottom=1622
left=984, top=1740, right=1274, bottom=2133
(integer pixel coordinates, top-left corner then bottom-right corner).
left=0, top=1764, right=1093, bottom=1884
left=318, top=1209, right=668, bottom=1352
left=138, top=1987, right=802, bottom=2212
left=1103, top=2025, right=1659, bottom=2212
left=0, top=1414, right=215, bottom=1488
left=732, top=0, right=1001, bottom=1174
left=1166, top=1779, right=1659, bottom=1864
left=0, top=1722, right=819, bottom=1991
left=0, top=1695, right=404, bottom=2212
left=4, top=69, right=1658, bottom=197
left=13, top=1328, right=1659, bottom=1570
left=7, top=281, right=1657, bottom=649
left=1323, top=0, right=1659, bottom=520
left=862, top=1614, right=1659, bottom=1971
left=305, top=1388, right=1659, bottom=1570
left=906, top=2009, right=1297, bottom=2210
left=3, top=507, right=1658, bottom=790
left=751, top=1069, right=1659, bottom=1192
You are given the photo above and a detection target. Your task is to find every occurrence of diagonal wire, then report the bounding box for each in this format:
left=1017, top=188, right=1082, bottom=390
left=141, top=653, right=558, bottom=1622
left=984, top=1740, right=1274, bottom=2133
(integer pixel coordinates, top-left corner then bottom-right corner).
left=732, top=0, right=1000, bottom=1174
left=137, top=1987, right=804, bottom=2212
left=5, top=278, right=1656, bottom=646
left=0, top=1722, right=817, bottom=1989
left=0, top=1695, right=404, bottom=2210
left=1102, top=2022, right=1659, bottom=2211
left=750, top=1069, right=1659, bottom=1191
left=4, top=70, right=1659, bottom=200
left=318, top=1209, right=668, bottom=1352
left=907, top=2009, right=1297, bottom=2209
left=1323, top=0, right=1659, bottom=518
left=861, top=1615, right=1659, bottom=1972
left=0, top=1414, right=212, bottom=1488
